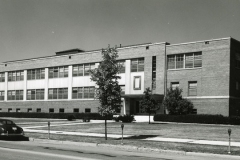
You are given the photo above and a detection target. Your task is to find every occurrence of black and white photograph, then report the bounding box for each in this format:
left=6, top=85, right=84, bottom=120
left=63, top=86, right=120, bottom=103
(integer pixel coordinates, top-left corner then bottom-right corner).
left=0, top=0, right=240, bottom=159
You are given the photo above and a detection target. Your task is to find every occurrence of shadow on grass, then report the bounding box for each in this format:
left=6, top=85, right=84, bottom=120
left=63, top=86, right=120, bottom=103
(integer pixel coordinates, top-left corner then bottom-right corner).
left=150, top=122, right=168, bottom=125
left=115, top=135, right=158, bottom=140
left=0, top=136, right=29, bottom=141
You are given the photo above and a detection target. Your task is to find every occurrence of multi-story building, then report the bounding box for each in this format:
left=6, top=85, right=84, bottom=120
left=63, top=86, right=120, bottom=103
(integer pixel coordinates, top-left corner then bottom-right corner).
left=0, top=37, right=239, bottom=117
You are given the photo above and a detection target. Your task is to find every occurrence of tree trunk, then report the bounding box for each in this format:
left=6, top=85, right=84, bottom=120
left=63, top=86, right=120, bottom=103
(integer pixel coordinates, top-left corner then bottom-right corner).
left=105, top=118, right=107, bottom=140
left=149, top=112, right=151, bottom=124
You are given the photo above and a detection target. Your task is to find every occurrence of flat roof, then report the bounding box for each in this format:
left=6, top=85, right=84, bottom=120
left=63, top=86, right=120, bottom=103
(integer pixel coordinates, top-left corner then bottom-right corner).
left=0, top=37, right=235, bottom=65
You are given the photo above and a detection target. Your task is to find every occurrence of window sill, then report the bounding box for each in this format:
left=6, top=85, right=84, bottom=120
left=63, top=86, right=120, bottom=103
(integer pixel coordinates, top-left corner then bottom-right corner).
left=8, top=80, right=24, bottom=82
left=48, top=77, right=69, bottom=79
left=72, top=75, right=91, bottom=77
left=168, top=67, right=202, bottom=71
left=27, top=79, right=45, bottom=81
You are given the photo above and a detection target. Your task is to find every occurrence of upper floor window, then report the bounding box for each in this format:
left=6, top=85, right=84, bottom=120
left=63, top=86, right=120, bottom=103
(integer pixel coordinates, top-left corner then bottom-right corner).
left=27, top=68, right=45, bottom=80
left=8, top=71, right=24, bottom=82
left=152, top=56, right=156, bottom=90
left=73, top=63, right=95, bottom=77
left=27, top=89, right=44, bottom=100
left=72, top=86, right=95, bottom=99
left=49, top=66, right=68, bottom=78
left=117, top=60, right=125, bottom=73
left=188, top=81, right=197, bottom=96
left=167, top=52, right=202, bottom=70
left=235, top=53, right=240, bottom=69
left=0, top=73, right=5, bottom=82
left=48, top=88, right=68, bottom=99
left=131, top=58, right=144, bottom=72
left=7, top=90, right=23, bottom=100
left=0, top=91, right=4, bottom=101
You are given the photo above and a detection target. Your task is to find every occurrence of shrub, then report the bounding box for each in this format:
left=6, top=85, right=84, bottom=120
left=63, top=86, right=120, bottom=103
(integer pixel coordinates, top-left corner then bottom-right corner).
left=0, top=112, right=112, bottom=120
left=153, top=114, right=240, bottom=125
left=113, top=115, right=120, bottom=122
left=162, top=87, right=193, bottom=115
left=67, top=115, right=76, bottom=121
left=118, top=115, right=135, bottom=123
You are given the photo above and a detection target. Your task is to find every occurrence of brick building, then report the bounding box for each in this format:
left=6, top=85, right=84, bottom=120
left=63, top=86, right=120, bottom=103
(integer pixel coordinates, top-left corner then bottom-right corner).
left=0, top=37, right=239, bottom=116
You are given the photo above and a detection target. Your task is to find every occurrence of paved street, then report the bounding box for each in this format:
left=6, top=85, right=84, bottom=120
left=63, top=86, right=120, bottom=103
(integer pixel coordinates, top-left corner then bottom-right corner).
left=0, top=140, right=240, bottom=160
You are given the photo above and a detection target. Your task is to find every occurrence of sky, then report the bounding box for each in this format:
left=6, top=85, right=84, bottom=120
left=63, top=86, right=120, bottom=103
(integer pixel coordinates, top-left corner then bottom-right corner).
left=0, top=0, right=240, bottom=63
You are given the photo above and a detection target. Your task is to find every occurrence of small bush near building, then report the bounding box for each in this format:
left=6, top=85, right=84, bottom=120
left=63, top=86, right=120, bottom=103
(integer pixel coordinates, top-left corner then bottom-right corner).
left=67, top=115, right=76, bottom=121
left=162, top=87, right=193, bottom=115
left=116, top=115, right=135, bottom=123
left=153, top=114, right=240, bottom=125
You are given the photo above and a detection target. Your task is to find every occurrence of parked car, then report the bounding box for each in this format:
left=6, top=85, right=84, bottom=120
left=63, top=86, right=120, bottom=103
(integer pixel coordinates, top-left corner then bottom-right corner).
left=0, top=119, right=24, bottom=137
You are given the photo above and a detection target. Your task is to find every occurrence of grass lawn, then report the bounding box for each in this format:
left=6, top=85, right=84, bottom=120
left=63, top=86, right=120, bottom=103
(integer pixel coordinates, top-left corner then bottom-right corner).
left=6, top=118, right=240, bottom=155
left=21, top=120, right=240, bottom=142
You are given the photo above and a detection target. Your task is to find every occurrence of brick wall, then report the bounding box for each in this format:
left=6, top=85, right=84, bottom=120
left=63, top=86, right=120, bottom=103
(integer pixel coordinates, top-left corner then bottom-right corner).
left=0, top=100, right=99, bottom=113
left=229, top=38, right=240, bottom=116
left=166, top=38, right=231, bottom=116
left=189, top=98, right=229, bottom=116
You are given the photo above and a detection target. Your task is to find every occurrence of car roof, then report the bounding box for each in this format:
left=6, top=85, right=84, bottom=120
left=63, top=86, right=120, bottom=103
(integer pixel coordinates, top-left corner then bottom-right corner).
left=0, top=119, right=13, bottom=122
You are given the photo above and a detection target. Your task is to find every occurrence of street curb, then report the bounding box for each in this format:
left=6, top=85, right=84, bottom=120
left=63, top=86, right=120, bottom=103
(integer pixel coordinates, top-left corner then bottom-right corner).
left=29, top=138, right=97, bottom=147
left=29, top=138, right=240, bottom=159
left=186, top=152, right=240, bottom=159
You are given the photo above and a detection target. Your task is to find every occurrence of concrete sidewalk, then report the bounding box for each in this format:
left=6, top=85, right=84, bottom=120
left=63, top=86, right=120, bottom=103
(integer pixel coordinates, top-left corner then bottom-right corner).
left=23, top=127, right=240, bottom=147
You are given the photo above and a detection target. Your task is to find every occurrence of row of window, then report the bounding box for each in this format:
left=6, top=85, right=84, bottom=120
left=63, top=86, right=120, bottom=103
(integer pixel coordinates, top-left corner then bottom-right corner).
left=1, top=108, right=91, bottom=113
left=167, top=52, right=202, bottom=70
left=0, top=85, right=126, bottom=101
left=0, top=58, right=144, bottom=82
left=171, top=81, right=197, bottom=96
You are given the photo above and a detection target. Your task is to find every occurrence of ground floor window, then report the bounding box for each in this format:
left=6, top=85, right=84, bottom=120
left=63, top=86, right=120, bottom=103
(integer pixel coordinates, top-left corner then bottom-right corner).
left=28, top=108, right=32, bottom=112
left=49, top=108, right=54, bottom=113
left=171, top=82, right=179, bottom=90
left=188, top=81, right=197, bottom=96
left=85, top=108, right=91, bottom=113
left=8, top=108, right=12, bottom=112
left=73, top=108, right=79, bottom=113
left=59, top=108, right=64, bottom=113
left=16, top=108, right=20, bottom=112
left=36, top=108, right=41, bottom=112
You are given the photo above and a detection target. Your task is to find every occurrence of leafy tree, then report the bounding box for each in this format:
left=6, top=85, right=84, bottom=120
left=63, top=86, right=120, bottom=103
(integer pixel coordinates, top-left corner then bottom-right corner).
left=140, top=87, right=159, bottom=124
left=163, top=87, right=193, bottom=115
left=90, top=45, right=122, bottom=140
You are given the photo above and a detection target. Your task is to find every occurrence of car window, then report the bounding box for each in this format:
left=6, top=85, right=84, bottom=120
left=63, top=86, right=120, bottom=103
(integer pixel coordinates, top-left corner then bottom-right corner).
left=6, top=121, right=13, bottom=125
left=0, top=120, right=13, bottom=125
